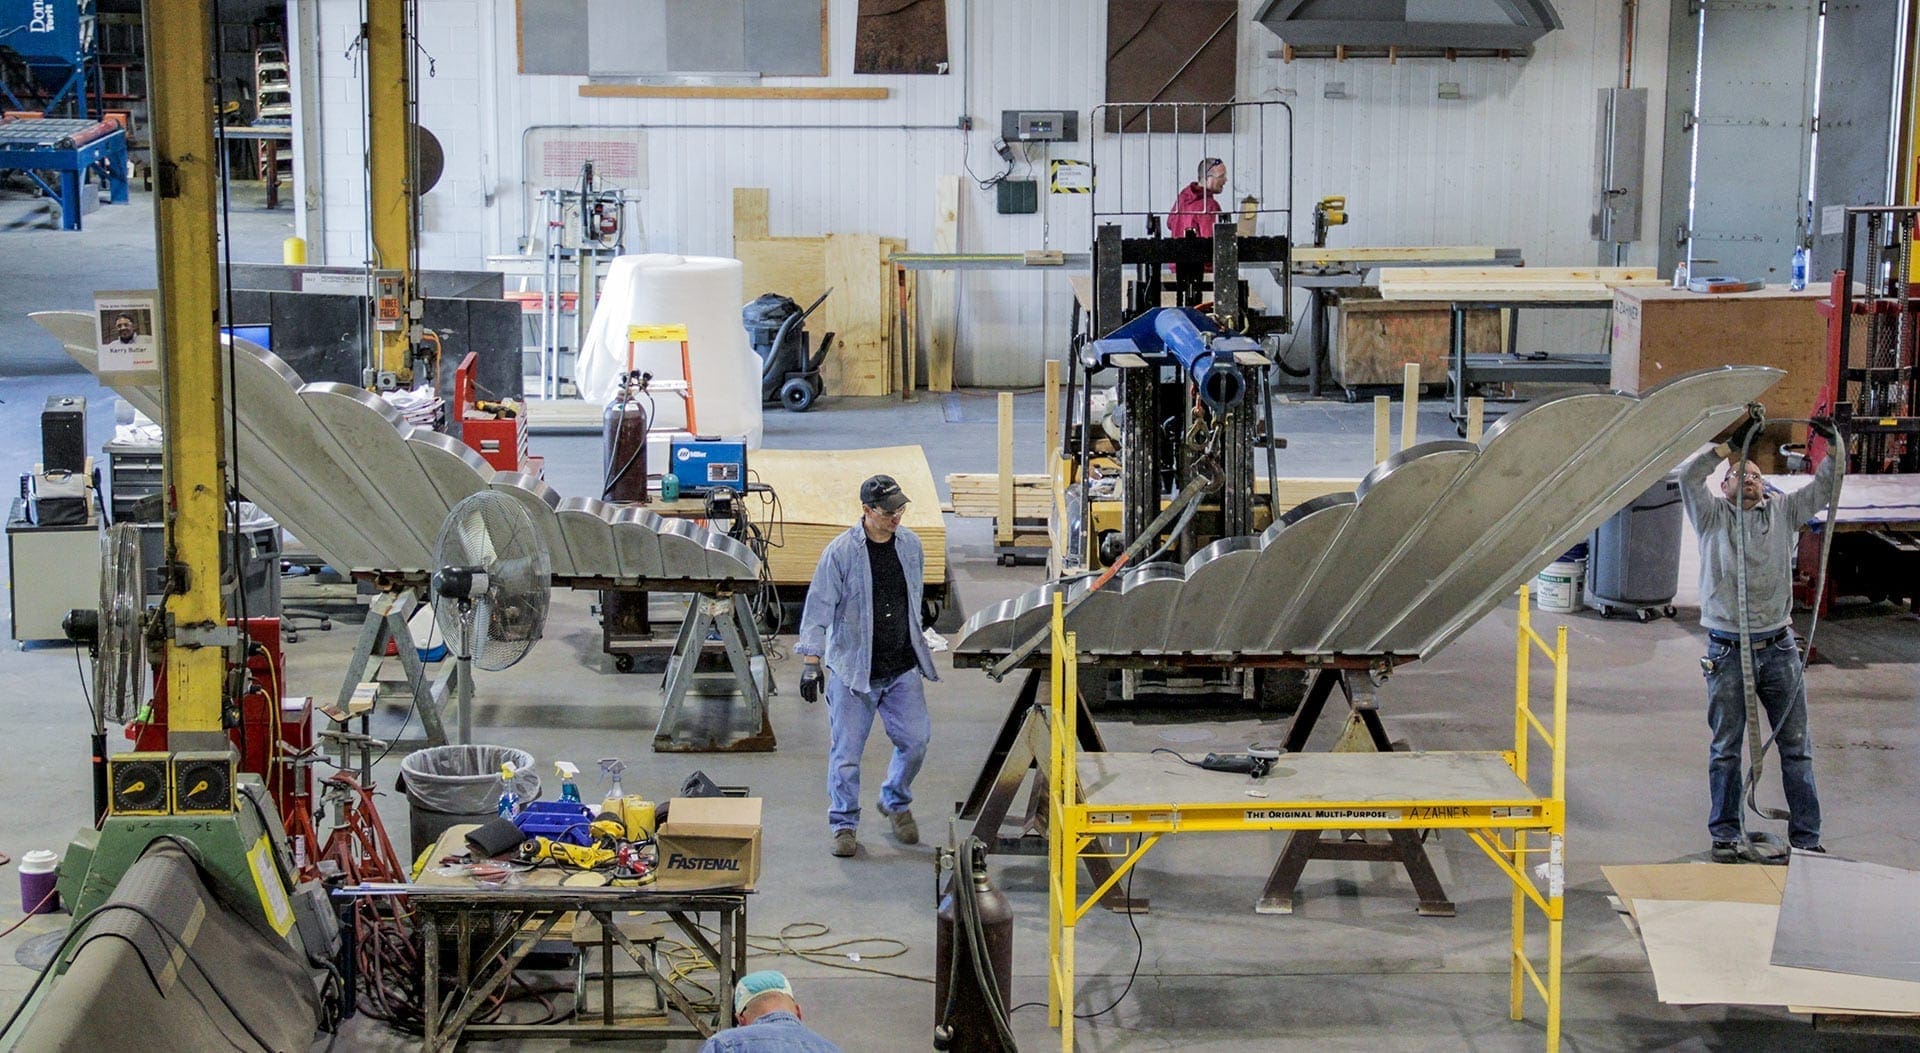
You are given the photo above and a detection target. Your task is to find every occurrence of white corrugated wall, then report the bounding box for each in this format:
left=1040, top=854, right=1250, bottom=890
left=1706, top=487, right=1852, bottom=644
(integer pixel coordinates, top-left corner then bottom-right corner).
left=311, top=0, right=1669, bottom=386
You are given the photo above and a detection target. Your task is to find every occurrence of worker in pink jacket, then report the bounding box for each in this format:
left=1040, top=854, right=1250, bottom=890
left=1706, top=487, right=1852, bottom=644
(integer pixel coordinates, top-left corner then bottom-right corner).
left=1167, top=157, right=1226, bottom=238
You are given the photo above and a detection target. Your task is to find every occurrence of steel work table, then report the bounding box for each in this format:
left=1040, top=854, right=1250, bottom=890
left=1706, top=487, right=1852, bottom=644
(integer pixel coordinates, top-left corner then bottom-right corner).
left=343, top=883, right=748, bottom=1050
left=1445, top=299, right=1613, bottom=430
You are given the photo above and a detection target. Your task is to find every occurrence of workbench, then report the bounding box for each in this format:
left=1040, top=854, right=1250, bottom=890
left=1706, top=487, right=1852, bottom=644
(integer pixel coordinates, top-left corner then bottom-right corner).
left=341, top=882, right=748, bottom=1051
left=1775, top=472, right=1920, bottom=612
left=214, top=124, right=294, bottom=208
left=1273, top=247, right=1523, bottom=397
left=0, top=117, right=129, bottom=230
left=1380, top=268, right=1664, bottom=430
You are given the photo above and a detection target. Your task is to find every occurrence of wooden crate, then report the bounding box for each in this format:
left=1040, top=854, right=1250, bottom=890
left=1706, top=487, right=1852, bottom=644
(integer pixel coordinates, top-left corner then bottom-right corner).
left=1329, top=288, right=1501, bottom=389
left=1610, top=284, right=1828, bottom=471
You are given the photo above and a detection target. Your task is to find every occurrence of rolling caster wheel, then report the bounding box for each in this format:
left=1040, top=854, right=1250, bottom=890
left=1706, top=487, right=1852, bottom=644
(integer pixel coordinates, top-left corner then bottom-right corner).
left=1663, top=605, right=1677, bottom=618
left=614, top=654, right=635, bottom=673
left=781, top=377, right=816, bottom=412
left=1599, top=608, right=1614, bottom=619
left=1636, top=609, right=1653, bottom=624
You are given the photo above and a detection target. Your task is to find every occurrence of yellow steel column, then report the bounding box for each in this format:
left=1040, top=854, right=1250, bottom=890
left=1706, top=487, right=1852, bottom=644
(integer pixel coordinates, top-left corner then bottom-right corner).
left=366, top=0, right=415, bottom=382
left=147, top=0, right=229, bottom=745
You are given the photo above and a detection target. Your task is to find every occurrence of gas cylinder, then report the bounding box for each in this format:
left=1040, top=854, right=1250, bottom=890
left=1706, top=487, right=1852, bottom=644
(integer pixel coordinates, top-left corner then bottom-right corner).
left=602, top=373, right=650, bottom=503
left=935, top=849, right=1014, bottom=1052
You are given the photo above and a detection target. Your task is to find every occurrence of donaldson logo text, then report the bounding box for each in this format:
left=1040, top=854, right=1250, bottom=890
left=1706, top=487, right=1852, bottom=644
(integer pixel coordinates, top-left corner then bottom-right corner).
left=31, top=1, right=56, bottom=33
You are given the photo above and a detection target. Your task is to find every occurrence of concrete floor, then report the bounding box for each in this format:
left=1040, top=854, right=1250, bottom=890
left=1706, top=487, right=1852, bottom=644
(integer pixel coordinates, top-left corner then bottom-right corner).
left=2, top=185, right=1919, bottom=1052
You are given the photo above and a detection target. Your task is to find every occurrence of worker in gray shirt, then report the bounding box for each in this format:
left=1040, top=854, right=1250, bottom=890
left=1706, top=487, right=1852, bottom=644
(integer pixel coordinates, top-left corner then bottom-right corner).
left=1678, top=420, right=1843, bottom=863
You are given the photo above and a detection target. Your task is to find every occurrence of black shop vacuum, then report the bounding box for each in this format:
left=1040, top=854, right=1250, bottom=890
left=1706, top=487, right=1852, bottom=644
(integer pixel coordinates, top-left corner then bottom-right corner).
left=743, top=289, right=834, bottom=412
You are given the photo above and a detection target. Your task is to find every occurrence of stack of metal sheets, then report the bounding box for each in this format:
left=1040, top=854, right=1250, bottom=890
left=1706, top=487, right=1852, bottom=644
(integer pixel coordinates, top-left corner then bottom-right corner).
left=34, top=311, right=758, bottom=584
left=954, top=366, right=1782, bottom=663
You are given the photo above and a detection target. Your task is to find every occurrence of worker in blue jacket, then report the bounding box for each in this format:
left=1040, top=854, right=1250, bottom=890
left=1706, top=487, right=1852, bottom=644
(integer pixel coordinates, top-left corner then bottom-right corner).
left=797, top=475, right=939, bottom=858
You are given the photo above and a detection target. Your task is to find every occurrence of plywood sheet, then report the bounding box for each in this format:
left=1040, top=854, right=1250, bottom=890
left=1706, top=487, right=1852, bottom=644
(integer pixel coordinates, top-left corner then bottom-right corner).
left=1772, top=852, right=1920, bottom=983
left=1636, top=899, right=1920, bottom=1012
left=732, top=187, right=770, bottom=240
left=1292, top=246, right=1502, bottom=264
left=753, top=445, right=945, bottom=585
left=925, top=176, right=960, bottom=392
left=737, top=238, right=826, bottom=307
left=1601, top=863, right=1786, bottom=921
left=820, top=233, right=889, bottom=397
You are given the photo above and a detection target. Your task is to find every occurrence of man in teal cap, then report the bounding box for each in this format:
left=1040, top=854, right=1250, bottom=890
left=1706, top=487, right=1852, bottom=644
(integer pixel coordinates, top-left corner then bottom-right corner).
left=698, top=970, right=842, bottom=1052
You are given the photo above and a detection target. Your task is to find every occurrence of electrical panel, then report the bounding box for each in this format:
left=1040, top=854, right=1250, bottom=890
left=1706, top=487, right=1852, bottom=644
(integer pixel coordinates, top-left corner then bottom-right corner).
left=1001, top=110, right=1078, bottom=143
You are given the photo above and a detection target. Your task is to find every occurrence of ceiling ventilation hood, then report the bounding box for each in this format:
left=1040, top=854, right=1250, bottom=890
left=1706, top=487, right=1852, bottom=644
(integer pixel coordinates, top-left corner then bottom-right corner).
left=1256, top=0, right=1564, bottom=57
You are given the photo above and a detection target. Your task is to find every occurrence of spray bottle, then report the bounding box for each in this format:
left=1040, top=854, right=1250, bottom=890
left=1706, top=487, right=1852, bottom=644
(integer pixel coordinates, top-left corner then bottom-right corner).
left=555, top=761, right=582, bottom=804
left=496, top=762, right=523, bottom=817
left=599, top=758, right=657, bottom=839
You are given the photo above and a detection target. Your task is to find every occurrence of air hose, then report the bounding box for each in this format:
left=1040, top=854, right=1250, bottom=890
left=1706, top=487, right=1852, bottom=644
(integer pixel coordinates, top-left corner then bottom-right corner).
left=1728, top=414, right=1845, bottom=839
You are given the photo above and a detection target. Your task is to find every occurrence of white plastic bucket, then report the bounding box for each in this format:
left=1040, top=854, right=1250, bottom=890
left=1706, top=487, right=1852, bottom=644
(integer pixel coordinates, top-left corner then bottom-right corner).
left=1534, top=559, right=1585, bottom=613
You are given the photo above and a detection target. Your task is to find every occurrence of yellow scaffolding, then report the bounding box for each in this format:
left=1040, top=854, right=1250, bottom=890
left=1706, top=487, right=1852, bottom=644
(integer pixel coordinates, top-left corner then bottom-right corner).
left=1045, top=587, right=1569, bottom=1051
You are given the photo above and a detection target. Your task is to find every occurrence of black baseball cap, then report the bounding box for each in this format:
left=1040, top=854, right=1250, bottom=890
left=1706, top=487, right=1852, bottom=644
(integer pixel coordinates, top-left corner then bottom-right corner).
left=860, top=474, right=909, bottom=513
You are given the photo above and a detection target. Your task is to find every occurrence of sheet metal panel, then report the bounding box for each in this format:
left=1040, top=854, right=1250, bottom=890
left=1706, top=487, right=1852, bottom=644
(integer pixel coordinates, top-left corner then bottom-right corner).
left=39, top=311, right=758, bottom=583
left=952, top=367, right=1781, bottom=662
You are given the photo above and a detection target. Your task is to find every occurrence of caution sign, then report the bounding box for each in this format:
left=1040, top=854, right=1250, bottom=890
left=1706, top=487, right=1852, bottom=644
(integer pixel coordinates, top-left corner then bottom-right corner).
left=1049, top=159, right=1093, bottom=194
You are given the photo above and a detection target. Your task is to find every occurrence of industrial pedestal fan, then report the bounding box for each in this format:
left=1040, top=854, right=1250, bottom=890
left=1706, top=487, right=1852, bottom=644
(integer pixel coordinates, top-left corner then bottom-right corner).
left=429, top=491, right=551, bottom=742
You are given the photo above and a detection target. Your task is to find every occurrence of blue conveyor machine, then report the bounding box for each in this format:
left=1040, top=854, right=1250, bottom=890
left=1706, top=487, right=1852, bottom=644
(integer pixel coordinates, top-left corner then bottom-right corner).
left=1090, top=306, right=1257, bottom=414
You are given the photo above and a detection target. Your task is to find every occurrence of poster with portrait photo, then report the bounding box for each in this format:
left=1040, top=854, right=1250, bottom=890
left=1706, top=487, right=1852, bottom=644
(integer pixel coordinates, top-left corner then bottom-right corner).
left=94, top=290, right=161, bottom=376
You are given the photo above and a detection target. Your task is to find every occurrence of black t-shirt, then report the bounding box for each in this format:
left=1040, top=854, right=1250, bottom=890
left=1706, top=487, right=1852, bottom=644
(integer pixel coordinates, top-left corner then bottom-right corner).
left=866, top=535, right=917, bottom=680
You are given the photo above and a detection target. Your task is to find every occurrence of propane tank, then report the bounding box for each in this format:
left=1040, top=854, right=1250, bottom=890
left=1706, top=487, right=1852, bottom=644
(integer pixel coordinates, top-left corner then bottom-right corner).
left=603, top=371, right=650, bottom=503
left=935, top=845, right=1014, bottom=1052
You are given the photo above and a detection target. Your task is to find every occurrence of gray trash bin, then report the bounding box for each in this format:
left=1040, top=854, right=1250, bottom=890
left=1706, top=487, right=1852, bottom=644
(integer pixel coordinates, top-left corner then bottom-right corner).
left=1586, top=470, right=1684, bottom=622
left=399, top=745, right=540, bottom=861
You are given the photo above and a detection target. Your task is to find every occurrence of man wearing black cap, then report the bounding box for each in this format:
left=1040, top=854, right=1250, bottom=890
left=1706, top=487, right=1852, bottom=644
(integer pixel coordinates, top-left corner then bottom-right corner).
left=797, top=474, right=939, bottom=858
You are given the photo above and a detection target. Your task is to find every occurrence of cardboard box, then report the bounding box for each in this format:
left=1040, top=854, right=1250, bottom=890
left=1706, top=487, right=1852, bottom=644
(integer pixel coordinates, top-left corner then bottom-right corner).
left=655, top=797, right=762, bottom=890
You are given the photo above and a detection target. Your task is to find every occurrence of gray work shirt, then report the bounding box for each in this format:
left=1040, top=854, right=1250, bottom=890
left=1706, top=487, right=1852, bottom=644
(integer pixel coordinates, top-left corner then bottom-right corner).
left=1679, top=446, right=1843, bottom=636
left=797, top=524, right=939, bottom=694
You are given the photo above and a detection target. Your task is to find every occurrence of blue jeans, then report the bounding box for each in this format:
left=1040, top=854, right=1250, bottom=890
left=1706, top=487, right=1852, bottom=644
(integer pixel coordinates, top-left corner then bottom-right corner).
left=1705, top=630, right=1820, bottom=848
left=826, top=669, right=929, bottom=831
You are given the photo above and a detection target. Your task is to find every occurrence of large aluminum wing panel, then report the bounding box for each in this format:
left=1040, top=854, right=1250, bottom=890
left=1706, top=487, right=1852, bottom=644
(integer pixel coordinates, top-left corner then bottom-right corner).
left=1327, top=392, right=1635, bottom=653
left=952, top=367, right=1781, bottom=663
left=36, top=310, right=761, bottom=585
left=1379, top=367, right=1779, bottom=656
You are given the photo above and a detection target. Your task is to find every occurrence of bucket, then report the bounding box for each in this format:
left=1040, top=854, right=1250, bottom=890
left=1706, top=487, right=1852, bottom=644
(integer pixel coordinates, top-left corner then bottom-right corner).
left=399, top=745, right=540, bottom=861
left=1534, top=556, right=1586, bottom=614
left=20, top=849, right=59, bottom=914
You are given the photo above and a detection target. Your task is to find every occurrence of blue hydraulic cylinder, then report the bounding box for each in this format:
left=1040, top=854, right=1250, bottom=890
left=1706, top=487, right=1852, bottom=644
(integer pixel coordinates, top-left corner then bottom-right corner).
left=1090, top=306, right=1256, bottom=414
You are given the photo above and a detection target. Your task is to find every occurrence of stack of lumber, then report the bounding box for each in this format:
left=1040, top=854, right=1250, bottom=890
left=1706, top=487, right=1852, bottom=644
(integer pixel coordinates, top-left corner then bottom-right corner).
left=946, top=473, right=1051, bottom=520
left=732, top=187, right=908, bottom=398
left=1378, top=266, right=1665, bottom=302
left=752, top=445, right=946, bottom=585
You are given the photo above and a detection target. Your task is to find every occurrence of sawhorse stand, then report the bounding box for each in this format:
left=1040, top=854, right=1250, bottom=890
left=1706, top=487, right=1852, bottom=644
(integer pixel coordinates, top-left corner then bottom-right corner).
left=654, top=592, right=775, bottom=752
left=1256, top=667, right=1455, bottom=916
left=957, top=670, right=1145, bottom=912
left=332, top=590, right=455, bottom=766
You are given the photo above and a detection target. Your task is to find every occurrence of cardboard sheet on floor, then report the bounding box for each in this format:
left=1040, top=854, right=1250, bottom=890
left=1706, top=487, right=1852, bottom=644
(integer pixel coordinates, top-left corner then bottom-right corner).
left=1636, top=899, right=1920, bottom=1012
left=1600, top=862, right=1787, bottom=920
left=1772, top=851, right=1920, bottom=984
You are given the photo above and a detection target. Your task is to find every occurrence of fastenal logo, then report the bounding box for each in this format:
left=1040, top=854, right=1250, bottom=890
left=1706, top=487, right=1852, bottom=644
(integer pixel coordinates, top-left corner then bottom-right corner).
left=31, top=1, right=55, bottom=33
left=665, top=854, right=740, bottom=871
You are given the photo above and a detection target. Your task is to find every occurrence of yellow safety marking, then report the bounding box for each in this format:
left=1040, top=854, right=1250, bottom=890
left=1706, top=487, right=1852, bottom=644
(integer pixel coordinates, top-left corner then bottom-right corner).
left=626, top=324, right=688, bottom=342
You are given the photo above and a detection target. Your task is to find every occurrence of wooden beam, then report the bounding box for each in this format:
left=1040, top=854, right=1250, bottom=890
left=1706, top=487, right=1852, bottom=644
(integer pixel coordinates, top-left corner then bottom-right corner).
left=1043, top=358, right=1061, bottom=467
left=1373, top=396, right=1391, bottom=464
left=997, top=391, right=1015, bottom=546
left=1400, top=363, right=1419, bottom=451
left=926, top=175, right=961, bottom=392
left=1466, top=396, right=1485, bottom=444
left=579, top=84, right=891, bottom=100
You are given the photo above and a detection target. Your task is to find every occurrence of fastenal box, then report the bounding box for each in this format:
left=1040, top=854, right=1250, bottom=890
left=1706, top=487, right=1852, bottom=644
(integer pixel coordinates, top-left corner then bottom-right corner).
left=655, top=797, right=762, bottom=890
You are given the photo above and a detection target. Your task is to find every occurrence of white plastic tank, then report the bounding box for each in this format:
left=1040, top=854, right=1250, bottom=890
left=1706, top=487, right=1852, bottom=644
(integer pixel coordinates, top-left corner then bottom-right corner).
left=576, top=254, right=764, bottom=449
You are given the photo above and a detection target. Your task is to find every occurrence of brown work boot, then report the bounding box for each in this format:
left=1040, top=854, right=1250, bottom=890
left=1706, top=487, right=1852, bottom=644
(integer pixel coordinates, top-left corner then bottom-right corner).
left=831, top=829, right=856, bottom=858
left=879, top=805, right=919, bottom=845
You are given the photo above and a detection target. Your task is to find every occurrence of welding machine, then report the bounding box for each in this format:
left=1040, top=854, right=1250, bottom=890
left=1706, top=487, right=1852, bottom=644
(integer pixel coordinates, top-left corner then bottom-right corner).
left=669, top=439, right=747, bottom=496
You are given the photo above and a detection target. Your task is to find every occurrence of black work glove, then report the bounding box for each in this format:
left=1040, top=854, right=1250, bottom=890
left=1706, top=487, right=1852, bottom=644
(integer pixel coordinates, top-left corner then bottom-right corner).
left=799, top=663, right=823, bottom=704
left=1723, top=403, right=1766, bottom=454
